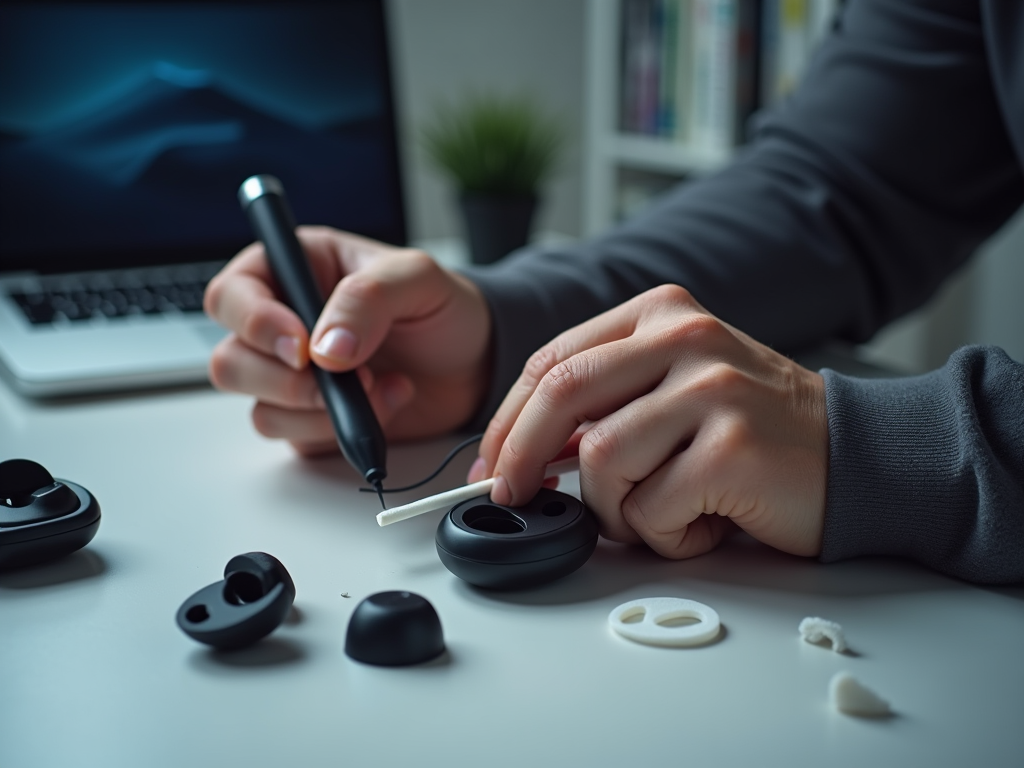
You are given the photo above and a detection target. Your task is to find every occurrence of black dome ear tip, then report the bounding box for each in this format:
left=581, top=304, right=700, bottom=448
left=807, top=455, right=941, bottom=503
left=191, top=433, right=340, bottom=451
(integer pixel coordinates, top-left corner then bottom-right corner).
left=0, top=458, right=56, bottom=499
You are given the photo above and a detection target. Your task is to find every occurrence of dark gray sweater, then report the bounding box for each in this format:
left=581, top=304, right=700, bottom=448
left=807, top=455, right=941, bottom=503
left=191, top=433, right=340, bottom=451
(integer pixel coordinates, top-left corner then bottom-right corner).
left=463, top=0, right=1024, bottom=583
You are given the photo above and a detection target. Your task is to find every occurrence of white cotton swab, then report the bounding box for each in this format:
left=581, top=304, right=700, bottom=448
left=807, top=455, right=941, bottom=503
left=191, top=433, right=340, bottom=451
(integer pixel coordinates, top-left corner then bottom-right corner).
left=376, top=457, right=581, bottom=527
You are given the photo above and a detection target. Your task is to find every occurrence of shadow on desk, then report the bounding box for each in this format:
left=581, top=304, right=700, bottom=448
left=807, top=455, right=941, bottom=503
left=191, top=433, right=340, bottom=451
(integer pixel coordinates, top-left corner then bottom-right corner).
left=188, top=636, right=309, bottom=673
left=983, top=583, right=1024, bottom=602
left=0, top=548, right=107, bottom=589
left=461, top=534, right=975, bottom=608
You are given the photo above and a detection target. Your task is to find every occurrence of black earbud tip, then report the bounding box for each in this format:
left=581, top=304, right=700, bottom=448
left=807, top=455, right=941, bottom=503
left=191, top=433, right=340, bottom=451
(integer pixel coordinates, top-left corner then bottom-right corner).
left=0, top=458, right=55, bottom=500
left=344, top=591, right=445, bottom=666
left=223, top=552, right=296, bottom=604
left=176, top=552, right=295, bottom=650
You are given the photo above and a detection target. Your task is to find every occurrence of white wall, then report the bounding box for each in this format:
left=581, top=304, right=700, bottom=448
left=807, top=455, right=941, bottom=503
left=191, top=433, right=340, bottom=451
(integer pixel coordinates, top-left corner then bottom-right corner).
left=969, top=207, right=1024, bottom=363
left=387, top=0, right=587, bottom=242
left=859, top=207, right=1024, bottom=372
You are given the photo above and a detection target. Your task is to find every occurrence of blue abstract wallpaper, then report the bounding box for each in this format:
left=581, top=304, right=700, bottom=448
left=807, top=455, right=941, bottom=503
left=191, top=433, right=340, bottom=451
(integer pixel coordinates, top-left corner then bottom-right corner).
left=0, top=2, right=404, bottom=266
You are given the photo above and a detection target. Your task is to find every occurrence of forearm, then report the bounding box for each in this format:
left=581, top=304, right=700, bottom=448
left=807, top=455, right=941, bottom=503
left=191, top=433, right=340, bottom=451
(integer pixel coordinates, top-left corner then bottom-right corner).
left=462, top=0, right=1022, bottom=427
left=821, top=346, right=1024, bottom=584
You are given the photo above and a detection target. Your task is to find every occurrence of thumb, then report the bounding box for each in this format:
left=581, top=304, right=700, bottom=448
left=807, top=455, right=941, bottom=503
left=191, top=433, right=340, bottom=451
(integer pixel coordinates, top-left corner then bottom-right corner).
left=308, top=250, right=448, bottom=372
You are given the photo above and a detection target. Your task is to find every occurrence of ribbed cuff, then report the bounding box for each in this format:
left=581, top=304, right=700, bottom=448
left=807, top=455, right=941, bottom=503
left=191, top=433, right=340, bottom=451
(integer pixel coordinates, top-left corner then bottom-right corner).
left=820, top=367, right=973, bottom=570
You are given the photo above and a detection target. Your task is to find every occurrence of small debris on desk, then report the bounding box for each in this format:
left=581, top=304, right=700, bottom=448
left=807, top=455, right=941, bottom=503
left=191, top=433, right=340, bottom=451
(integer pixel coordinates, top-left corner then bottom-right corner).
left=799, top=616, right=848, bottom=653
left=829, top=671, right=892, bottom=717
left=341, top=592, right=350, bottom=598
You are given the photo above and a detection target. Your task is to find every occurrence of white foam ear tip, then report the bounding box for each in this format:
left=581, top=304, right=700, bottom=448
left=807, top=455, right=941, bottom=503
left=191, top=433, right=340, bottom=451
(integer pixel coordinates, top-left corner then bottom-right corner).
left=829, top=671, right=891, bottom=717
left=608, top=598, right=720, bottom=647
left=799, top=616, right=848, bottom=653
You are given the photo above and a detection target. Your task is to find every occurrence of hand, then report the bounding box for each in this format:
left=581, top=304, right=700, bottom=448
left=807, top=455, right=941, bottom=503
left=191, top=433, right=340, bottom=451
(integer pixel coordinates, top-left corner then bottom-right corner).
left=470, top=284, right=828, bottom=559
left=204, top=227, right=492, bottom=455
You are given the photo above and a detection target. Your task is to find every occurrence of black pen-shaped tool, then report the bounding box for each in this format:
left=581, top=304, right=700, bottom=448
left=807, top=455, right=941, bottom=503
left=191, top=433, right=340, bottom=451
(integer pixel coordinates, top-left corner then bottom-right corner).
left=238, top=175, right=388, bottom=508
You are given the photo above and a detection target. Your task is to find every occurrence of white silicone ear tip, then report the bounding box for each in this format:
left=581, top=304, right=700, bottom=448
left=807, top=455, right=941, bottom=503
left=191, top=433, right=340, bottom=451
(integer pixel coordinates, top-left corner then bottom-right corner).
left=799, top=616, right=848, bottom=653
left=608, top=597, right=720, bottom=647
left=829, top=672, right=891, bottom=717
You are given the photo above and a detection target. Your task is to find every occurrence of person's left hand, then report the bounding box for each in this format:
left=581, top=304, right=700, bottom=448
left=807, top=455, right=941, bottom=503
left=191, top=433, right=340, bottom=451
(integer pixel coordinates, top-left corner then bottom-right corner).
left=468, top=284, right=829, bottom=560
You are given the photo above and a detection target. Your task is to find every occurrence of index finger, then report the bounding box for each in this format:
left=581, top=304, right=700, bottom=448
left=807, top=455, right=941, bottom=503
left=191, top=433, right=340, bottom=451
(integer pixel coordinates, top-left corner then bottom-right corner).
left=485, top=297, right=665, bottom=507
left=203, top=228, right=350, bottom=367
left=479, top=301, right=638, bottom=475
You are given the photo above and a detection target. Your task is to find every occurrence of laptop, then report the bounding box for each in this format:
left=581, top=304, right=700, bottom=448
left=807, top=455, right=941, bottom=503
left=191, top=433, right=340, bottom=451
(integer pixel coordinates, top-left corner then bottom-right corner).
left=0, top=0, right=406, bottom=397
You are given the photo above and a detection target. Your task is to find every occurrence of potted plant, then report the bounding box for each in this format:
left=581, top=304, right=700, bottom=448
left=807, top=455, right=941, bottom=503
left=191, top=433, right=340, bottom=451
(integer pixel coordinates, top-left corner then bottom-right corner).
left=422, top=94, right=561, bottom=265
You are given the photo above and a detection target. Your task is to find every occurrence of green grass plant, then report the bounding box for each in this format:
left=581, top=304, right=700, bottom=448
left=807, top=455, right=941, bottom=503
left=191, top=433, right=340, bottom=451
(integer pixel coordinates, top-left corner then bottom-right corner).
left=421, top=94, right=561, bottom=196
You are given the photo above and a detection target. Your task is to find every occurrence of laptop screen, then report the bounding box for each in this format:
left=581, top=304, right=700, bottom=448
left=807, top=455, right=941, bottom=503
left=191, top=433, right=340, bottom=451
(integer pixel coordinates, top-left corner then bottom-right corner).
left=0, top=0, right=406, bottom=274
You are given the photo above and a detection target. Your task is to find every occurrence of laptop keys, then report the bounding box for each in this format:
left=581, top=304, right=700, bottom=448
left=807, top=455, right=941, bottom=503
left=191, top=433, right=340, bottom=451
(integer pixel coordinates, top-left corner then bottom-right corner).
left=8, top=280, right=209, bottom=325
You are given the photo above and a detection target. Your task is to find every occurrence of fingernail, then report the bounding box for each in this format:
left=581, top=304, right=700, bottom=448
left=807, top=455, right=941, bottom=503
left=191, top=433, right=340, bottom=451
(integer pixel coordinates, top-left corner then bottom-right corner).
left=467, top=457, right=487, bottom=484
left=313, top=327, right=358, bottom=362
left=490, top=474, right=511, bottom=506
left=275, top=336, right=302, bottom=370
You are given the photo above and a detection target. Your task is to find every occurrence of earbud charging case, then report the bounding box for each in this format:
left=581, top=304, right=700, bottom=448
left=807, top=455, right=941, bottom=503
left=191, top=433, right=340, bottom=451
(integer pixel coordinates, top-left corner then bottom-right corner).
left=435, top=488, right=598, bottom=590
left=0, top=480, right=101, bottom=570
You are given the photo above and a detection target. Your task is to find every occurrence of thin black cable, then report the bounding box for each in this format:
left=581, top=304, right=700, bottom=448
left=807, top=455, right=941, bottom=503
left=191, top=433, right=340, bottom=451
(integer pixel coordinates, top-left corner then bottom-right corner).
left=359, top=433, right=484, bottom=496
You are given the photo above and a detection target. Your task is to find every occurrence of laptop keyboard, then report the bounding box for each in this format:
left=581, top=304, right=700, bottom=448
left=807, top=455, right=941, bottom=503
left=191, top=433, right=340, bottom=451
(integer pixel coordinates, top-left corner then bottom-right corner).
left=5, top=263, right=224, bottom=326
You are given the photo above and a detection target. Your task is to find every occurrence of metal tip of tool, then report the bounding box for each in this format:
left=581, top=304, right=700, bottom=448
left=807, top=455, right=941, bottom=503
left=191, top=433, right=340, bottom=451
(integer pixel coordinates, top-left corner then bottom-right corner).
left=374, top=480, right=386, bottom=510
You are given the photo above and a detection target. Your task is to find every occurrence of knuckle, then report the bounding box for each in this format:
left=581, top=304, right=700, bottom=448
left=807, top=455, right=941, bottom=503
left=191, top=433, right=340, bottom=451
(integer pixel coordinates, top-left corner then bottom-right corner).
left=582, top=495, right=634, bottom=544
left=661, top=312, right=724, bottom=349
left=207, top=340, right=238, bottom=391
left=482, top=417, right=506, bottom=445
left=537, top=356, right=592, bottom=411
left=499, top=436, right=528, bottom=470
left=338, top=271, right=385, bottom=305
left=716, top=413, right=755, bottom=455
left=690, top=362, right=749, bottom=402
left=648, top=283, right=694, bottom=308
left=712, top=362, right=749, bottom=394
left=578, top=423, right=619, bottom=474
left=522, top=345, right=561, bottom=387
left=619, top=492, right=648, bottom=531
left=240, top=302, right=280, bottom=346
left=400, top=248, right=440, bottom=276
left=202, top=274, right=225, bottom=318
left=250, top=403, right=277, bottom=438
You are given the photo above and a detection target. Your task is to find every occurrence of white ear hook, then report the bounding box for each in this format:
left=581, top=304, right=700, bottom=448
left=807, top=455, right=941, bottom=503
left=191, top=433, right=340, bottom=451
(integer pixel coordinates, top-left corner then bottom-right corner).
left=608, top=597, right=721, bottom=647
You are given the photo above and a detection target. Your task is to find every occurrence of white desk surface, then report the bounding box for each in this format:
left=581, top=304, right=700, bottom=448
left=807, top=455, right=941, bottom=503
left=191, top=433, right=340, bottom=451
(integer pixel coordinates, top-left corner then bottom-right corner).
left=1, top=382, right=1022, bottom=768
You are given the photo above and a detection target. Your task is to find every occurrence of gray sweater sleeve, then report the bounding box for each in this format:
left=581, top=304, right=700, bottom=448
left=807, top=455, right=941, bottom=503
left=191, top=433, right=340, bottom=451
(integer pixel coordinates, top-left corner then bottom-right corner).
left=822, top=347, right=1024, bottom=584
left=458, top=0, right=1024, bottom=581
left=463, top=0, right=1022, bottom=416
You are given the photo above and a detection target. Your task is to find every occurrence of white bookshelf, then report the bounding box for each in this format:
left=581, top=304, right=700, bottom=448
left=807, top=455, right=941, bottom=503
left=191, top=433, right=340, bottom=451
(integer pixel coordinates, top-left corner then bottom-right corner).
left=581, top=0, right=1023, bottom=374
left=582, top=0, right=837, bottom=236
left=583, top=0, right=736, bottom=236
left=606, top=133, right=733, bottom=175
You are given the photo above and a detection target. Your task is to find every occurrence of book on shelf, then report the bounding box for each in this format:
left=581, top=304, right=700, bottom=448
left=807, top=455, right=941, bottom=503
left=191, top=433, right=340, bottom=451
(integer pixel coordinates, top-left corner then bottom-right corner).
left=617, top=0, right=839, bottom=151
left=760, top=0, right=839, bottom=107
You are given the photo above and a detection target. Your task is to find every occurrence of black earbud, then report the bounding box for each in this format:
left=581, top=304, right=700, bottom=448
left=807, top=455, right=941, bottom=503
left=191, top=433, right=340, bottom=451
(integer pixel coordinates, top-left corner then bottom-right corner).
left=176, top=552, right=296, bottom=650
left=0, top=459, right=101, bottom=570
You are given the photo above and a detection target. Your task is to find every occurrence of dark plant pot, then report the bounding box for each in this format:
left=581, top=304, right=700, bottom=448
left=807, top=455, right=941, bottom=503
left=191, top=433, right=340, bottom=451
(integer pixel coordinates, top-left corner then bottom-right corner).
left=458, top=192, right=538, bottom=265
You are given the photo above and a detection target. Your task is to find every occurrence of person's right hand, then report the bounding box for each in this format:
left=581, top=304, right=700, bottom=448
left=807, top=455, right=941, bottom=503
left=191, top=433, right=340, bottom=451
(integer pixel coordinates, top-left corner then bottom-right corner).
left=203, top=226, right=492, bottom=455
